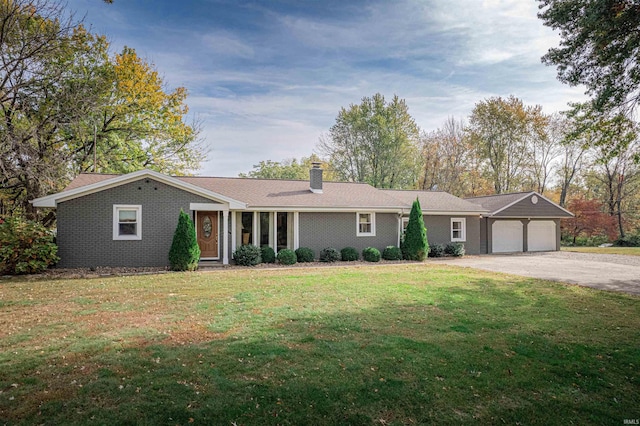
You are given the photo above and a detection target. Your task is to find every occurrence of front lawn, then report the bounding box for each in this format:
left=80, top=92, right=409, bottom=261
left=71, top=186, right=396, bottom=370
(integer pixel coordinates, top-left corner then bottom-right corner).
left=1, top=265, right=638, bottom=424
left=562, top=246, right=640, bottom=256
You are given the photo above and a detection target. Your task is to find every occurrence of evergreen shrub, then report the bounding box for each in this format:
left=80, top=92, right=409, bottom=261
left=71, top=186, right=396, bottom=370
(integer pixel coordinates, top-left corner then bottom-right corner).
left=168, top=210, right=201, bottom=271
left=340, top=247, right=359, bottom=261
left=362, top=247, right=381, bottom=262
left=445, top=242, right=465, bottom=257
left=320, top=247, right=341, bottom=262
left=233, top=245, right=262, bottom=266
left=277, top=249, right=297, bottom=265
left=261, top=246, right=276, bottom=263
left=402, top=199, right=429, bottom=260
left=295, top=247, right=315, bottom=262
left=428, top=243, right=445, bottom=258
left=382, top=246, right=402, bottom=260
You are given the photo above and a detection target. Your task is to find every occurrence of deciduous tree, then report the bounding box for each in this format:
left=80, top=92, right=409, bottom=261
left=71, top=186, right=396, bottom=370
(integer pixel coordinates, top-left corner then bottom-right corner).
left=563, top=197, right=617, bottom=244
left=0, top=0, right=203, bottom=220
left=318, top=93, right=420, bottom=189
left=467, top=96, right=546, bottom=194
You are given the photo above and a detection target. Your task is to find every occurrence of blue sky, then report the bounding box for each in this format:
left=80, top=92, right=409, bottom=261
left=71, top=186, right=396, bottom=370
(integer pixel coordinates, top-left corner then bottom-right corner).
left=67, top=0, right=586, bottom=177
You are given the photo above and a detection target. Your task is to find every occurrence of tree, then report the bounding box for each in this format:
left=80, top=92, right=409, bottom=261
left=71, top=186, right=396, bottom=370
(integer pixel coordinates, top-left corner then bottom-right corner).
left=557, top=116, right=589, bottom=207
left=419, top=117, right=491, bottom=197
left=527, top=113, right=563, bottom=195
left=467, top=96, right=547, bottom=194
left=401, top=199, right=428, bottom=261
left=318, top=93, right=421, bottom=189
left=239, top=155, right=336, bottom=181
left=0, top=0, right=203, bottom=220
left=563, top=197, right=617, bottom=244
left=538, top=0, right=640, bottom=115
left=168, top=210, right=200, bottom=271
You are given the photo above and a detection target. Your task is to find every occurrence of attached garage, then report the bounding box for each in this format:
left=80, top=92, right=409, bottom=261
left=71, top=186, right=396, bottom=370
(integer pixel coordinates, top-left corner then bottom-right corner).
left=528, top=220, right=557, bottom=252
left=467, top=192, right=573, bottom=254
left=492, top=220, right=523, bottom=253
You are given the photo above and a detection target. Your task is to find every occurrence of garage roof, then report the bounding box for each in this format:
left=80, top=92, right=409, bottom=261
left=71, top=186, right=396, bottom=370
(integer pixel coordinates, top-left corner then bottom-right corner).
left=466, top=192, right=573, bottom=218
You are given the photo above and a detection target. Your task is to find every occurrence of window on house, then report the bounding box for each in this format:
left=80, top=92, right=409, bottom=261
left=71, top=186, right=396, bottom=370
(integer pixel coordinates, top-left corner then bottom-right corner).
left=451, top=218, right=466, bottom=242
left=357, top=212, right=375, bottom=236
left=113, top=205, right=142, bottom=240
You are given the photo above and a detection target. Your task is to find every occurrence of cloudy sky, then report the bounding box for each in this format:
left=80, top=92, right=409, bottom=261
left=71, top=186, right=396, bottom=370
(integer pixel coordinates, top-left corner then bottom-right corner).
left=66, top=0, right=586, bottom=177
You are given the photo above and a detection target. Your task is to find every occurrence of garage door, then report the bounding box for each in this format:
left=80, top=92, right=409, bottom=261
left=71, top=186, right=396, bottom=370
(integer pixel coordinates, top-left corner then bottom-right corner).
left=492, top=220, right=523, bottom=253
left=528, top=220, right=556, bottom=252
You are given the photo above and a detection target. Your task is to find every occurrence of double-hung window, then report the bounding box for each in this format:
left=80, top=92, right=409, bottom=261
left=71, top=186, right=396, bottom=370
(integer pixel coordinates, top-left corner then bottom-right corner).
left=451, top=218, right=466, bottom=242
left=357, top=212, right=375, bottom=236
left=113, top=205, right=142, bottom=240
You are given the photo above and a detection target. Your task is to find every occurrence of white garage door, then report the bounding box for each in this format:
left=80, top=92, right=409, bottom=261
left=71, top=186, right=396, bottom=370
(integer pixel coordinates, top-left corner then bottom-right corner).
left=528, top=221, right=556, bottom=252
left=492, top=220, right=523, bottom=253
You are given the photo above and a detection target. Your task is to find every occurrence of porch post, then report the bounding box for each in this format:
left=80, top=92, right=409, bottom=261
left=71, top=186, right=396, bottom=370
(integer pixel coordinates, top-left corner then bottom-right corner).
left=223, top=210, right=229, bottom=265
left=230, top=211, right=237, bottom=256
left=273, top=211, right=278, bottom=254
left=252, top=211, right=258, bottom=246
left=293, top=211, right=300, bottom=250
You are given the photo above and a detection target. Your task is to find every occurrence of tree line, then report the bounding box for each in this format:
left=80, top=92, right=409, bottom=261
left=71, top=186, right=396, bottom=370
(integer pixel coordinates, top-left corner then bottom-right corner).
left=243, top=92, right=640, bottom=241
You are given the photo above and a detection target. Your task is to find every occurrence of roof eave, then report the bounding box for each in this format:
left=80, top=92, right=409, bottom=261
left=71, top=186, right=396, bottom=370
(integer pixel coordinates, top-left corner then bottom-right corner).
left=30, top=169, right=247, bottom=210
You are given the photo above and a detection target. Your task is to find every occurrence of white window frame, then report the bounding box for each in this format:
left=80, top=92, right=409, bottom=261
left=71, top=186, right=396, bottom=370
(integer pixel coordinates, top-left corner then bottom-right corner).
left=113, top=205, right=142, bottom=240
left=451, top=217, right=466, bottom=242
left=356, top=212, right=376, bottom=236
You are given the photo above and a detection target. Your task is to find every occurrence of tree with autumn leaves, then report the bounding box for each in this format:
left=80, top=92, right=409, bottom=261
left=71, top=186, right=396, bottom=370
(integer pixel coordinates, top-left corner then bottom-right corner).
left=0, top=0, right=203, bottom=221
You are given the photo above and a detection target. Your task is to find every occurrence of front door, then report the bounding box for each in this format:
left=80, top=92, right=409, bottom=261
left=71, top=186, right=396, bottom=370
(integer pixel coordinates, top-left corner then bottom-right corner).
left=197, top=211, right=219, bottom=259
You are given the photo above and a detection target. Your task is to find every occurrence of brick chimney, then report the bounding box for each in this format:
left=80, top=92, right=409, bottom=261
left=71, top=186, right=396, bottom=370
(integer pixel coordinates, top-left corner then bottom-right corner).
left=310, top=162, right=323, bottom=194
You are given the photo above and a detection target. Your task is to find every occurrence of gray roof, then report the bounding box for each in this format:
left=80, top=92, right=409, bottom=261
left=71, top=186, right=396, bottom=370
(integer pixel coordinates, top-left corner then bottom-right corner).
left=61, top=172, right=485, bottom=213
left=382, top=190, right=488, bottom=213
left=64, top=173, right=402, bottom=209
left=465, top=192, right=532, bottom=214
left=466, top=192, right=573, bottom=218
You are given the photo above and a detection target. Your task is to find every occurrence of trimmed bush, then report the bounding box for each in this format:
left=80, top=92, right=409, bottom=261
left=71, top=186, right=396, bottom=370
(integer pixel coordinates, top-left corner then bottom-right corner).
left=428, top=243, right=445, bottom=258
left=402, top=199, right=429, bottom=260
left=320, top=247, right=341, bottom=262
left=382, top=246, right=402, bottom=261
left=261, top=246, right=276, bottom=263
left=614, top=235, right=640, bottom=247
left=340, top=247, right=359, bottom=261
left=277, top=249, right=297, bottom=265
left=295, top=247, right=315, bottom=262
left=233, top=244, right=262, bottom=266
left=0, top=217, right=59, bottom=275
left=169, top=210, right=201, bottom=271
left=445, top=242, right=465, bottom=257
left=362, top=247, right=381, bottom=262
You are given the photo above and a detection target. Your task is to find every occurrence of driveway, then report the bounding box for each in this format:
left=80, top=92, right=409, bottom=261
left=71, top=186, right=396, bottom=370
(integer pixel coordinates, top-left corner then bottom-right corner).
left=432, top=251, right=640, bottom=295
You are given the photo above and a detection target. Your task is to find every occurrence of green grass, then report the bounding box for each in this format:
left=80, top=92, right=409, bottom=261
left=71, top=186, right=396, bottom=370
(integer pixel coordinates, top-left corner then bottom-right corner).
left=562, top=246, right=640, bottom=256
left=1, top=264, right=639, bottom=425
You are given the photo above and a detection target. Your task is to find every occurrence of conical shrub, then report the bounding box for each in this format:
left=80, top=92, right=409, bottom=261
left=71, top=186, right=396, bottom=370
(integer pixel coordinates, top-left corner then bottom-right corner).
left=169, top=209, right=201, bottom=271
left=402, top=198, right=429, bottom=261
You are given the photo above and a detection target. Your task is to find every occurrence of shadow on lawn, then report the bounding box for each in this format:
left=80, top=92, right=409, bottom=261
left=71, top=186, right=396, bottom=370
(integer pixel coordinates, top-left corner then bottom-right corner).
left=1, top=276, right=638, bottom=425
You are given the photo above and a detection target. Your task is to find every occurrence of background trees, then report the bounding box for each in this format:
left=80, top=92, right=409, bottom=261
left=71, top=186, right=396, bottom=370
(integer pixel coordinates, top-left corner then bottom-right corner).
left=239, top=154, right=336, bottom=181
left=318, top=93, right=421, bottom=189
left=0, top=0, right=202, bottom=220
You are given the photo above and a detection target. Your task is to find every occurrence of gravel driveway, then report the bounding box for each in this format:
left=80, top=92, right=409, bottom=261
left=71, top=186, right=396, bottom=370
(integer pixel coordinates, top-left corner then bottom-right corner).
left=432, top=251, right=640, bottom=295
